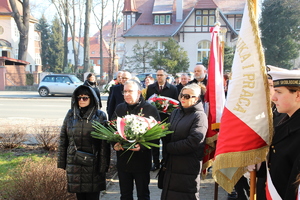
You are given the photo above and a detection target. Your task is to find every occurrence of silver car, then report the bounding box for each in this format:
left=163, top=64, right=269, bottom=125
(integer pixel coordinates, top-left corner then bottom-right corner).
left=38, top=74, right=83, bottom=97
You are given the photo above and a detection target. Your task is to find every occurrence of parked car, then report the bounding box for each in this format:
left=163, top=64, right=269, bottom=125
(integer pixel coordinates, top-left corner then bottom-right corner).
left=135, top=73, right=157, bottom=82
left=38, top=74, right=83, bottom=97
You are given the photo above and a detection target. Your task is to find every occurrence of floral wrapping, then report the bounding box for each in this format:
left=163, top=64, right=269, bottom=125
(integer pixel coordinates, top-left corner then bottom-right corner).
left=147, top=94, right=179, bottom=114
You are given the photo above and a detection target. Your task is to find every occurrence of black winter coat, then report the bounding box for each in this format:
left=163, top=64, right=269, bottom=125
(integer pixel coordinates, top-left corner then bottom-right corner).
left=83, top=80, right=102, bottom=109
left=107, top=84, right=124, bottom=120
left=268, top=108, right=300, bottom=199
left=57, top=85, right=110, bottom=193
left=161, top=101, right=208, bottom=200
left=113, top=98, right=160, bottom=173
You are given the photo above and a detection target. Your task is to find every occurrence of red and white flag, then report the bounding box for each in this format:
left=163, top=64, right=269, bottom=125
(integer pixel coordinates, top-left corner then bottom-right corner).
left=212, top=0, right=273, bottom=193
left=202, top=24, right=225, bottom=175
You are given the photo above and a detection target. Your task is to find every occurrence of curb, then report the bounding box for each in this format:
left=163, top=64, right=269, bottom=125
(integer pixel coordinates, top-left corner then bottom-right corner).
left=101, top=171, right=118, bottom=197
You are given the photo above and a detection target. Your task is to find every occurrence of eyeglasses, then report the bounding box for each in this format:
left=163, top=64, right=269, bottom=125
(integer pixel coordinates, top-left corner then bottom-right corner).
left=156, top=74, right=164, bottom=76
left=180, top=94, right=196, bottom=100
left=77, top=96, right=90, bottom=101
left=122, top=90, right=134, bottom=95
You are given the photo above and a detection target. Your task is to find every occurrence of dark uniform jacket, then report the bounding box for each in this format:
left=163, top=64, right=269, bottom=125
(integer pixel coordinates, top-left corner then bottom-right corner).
left=145, top=82, right=178, bottom=121
left=176, top=83, right=185, bottom=94
left=57, top=85, right=110, bottom=193
left=268, top=108, right=300, bottom=199
left=161, top=101, right=208, bottom=200
left=112, top=97, right=160, bottom=173
left=83, top=80, right=102, bottom=109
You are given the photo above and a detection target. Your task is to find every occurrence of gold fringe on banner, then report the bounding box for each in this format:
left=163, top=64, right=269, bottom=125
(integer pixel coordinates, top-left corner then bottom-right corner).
left=213, top=146, right=269, bottom=193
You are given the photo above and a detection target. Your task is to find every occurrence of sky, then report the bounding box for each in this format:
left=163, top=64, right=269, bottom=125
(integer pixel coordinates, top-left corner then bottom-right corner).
left=30, top=0, right=115, bottom=36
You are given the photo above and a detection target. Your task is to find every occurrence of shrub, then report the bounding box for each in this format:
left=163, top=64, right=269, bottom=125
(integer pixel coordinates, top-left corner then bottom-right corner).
left=33, top=125, right=60, bottom=151
left=0, top=156, right=76, bottom=199
left=26, top=73, right=34, bottom=85
left=0, top=127, right=28, bottom=149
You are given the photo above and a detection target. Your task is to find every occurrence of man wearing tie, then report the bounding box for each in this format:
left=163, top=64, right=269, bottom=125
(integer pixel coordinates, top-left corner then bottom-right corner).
left=146, top=69, right=178, bottom=171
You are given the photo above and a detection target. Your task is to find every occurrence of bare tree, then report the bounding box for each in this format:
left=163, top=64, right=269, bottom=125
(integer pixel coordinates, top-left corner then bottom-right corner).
left=107, top=0, right=122, bottom=81
left=92, top=0, right=109, bottom=80
left=9, top=0, right=29, bottom=61
left=51, top=0, right=69, bottom=72
left=52, top=0, right=84, bottom=73
left=83, top=0, right=92, bottom=72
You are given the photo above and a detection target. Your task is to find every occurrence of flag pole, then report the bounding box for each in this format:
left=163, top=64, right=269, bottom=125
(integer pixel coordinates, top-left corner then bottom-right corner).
left=250, top=170, right=257, bottom=200
left=250, top=1, right=257, bottom=200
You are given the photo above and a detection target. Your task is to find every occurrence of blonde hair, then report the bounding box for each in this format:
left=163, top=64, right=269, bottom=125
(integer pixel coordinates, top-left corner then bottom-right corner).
left=179, top=83, right=201, bottom=98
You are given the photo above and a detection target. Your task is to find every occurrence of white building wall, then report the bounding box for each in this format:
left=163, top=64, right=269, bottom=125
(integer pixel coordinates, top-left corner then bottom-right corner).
left=67, top=40, right=84, bottom=66
left=0, top=17, right=39, bottom=72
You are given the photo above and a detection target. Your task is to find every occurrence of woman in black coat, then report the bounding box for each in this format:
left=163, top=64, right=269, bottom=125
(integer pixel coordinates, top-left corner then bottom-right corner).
left=161, top=83, right=208, bottom=200
left=57, top=85, right=110, bottom=200
left=83, top=73, right=102, bottom=109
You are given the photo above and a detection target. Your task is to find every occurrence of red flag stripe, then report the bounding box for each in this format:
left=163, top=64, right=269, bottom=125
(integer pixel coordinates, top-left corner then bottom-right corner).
left=216, top=107, right=267, bottom=155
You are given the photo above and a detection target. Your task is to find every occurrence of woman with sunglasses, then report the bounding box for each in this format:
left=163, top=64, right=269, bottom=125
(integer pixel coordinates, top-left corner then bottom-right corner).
left=161, top=83, right=208, bottom=200
left=57, top=85, right=110, bottom=200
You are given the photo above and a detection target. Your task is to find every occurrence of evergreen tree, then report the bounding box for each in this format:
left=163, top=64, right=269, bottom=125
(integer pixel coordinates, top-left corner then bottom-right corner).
left=48, top=15, right=64, bottom=73
left=260, top=0, right=300, bottom=69
left=150, top=38, right=189, bottom=75
left=223, top=46, right=234, bottom=72
left=125, top=40, right=156, bottom=73
left=36, top=15, right=50, bottom=71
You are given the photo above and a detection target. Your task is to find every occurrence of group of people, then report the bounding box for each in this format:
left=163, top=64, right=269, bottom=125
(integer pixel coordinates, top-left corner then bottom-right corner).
left=57, top=63, right=300, bottom=200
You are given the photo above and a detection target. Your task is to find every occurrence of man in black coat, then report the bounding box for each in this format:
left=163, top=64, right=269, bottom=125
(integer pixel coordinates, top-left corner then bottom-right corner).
left=188, top=64, right=207, bottom=86
left=107, top=71, right=131, bottom=120
left=145, top=69, right=178, bottom=171
left=176, top=73, right=189, bottom=94
left=112, top=79, right=160, bottom=200
left=106, top=71, right=123, bottom=114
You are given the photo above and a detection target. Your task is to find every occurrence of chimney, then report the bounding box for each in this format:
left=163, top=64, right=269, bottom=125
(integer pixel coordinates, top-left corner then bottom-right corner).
left=176, top=0, right=183, bottom=22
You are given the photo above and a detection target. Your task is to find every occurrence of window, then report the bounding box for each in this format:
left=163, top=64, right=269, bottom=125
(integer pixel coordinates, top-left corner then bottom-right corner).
left=154, top=15, right=159, bottom=24
left=98, top=59, right=101, bottom=64
left=15, top=49, right=18, bottom=59
left=160, top=15, right=165, bottom=24
left=195, top=9, right=216, bottom=28
left=154, top=15, right=172, bottom=25
left=235, top=16, right=242, bottom=30
left=127, top=15, right=131, bottom=29
left=154, top=41, right=164, bottom=51
left=166, top=15, right=171, bottom=24
left=35, top=53, right=41, bottom=65
left=197, top=40, right=210, bottom=63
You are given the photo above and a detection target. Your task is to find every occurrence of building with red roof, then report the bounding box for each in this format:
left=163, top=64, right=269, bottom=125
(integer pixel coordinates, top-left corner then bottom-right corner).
left=122, top=0, right=245, bottom=72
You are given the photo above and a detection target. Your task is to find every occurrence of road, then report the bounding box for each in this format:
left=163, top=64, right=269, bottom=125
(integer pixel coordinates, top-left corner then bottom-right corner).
left=0, top=91, right=108, bottom=119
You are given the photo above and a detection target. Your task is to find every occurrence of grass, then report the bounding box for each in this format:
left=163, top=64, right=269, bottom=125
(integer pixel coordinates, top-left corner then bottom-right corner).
left=0, top=150, right=49, bottom=181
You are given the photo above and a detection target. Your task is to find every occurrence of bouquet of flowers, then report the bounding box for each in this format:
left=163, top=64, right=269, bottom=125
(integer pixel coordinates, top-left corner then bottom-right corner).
left=91, top=113, right=173, bottom=150
left=102, top=80, right=116, bottom=94
left=148, top=94, right=179, bottom=114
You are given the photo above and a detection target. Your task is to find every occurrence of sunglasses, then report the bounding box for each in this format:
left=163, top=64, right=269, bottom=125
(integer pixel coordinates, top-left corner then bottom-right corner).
left=77, top=96, right=90, bottom=101
left=180, top=93, right=196, bottom=99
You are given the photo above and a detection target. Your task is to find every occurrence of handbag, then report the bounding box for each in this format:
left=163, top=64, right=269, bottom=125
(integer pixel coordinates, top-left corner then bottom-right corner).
left=72, top=127, right=96, bottom=166
left=74, top=150, right=95, bottom=166
left=156, top=166, right=166, bottom=189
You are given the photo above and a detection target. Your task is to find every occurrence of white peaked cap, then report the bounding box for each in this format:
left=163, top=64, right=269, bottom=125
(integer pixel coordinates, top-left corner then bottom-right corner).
left=268, top=70, right=300, bottom=87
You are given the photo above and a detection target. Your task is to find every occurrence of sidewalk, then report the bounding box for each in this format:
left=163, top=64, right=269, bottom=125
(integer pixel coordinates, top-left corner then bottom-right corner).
left=100, top=170, right=228, bottom=200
